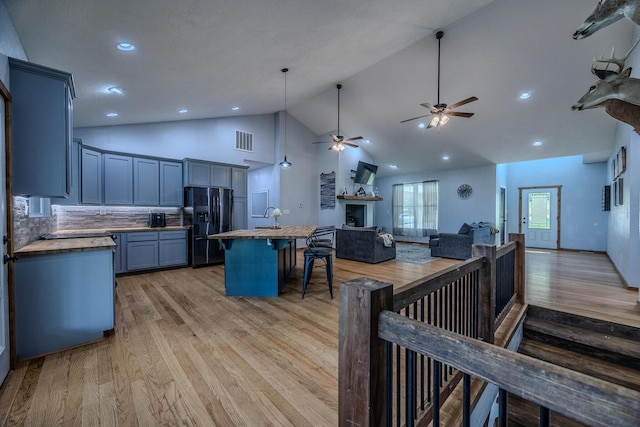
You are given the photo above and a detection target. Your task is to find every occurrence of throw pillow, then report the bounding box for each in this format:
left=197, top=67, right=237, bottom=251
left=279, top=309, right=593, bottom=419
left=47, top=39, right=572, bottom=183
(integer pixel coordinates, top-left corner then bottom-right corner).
left=458, top=223, right=472, bottom=235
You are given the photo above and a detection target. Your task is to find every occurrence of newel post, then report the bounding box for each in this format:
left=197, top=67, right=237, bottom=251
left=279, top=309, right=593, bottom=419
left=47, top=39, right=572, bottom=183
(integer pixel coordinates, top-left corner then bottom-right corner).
left=472, top=244, right=496, bottom=344
left=338, top=277, right=394, bottom=427
left=510, top=233, right=526, bottom=305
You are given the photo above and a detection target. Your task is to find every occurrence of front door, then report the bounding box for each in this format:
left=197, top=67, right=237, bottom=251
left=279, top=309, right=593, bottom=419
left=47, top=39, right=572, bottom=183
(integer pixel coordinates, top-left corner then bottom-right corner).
left=0, top=81, right=10, bottom=384
left=520, top=187, right=560, bottom=249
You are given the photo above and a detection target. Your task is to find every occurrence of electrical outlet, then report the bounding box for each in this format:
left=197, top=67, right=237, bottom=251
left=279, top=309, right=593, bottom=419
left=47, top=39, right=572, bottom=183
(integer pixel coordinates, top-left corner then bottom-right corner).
left=100, top=208, right=106, bottom=215
left=283, top=209, right=290, bottom=214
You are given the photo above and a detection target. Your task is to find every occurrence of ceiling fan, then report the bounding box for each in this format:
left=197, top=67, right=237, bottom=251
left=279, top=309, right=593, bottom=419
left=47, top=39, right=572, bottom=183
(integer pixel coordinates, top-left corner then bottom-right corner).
left=401, top=30, right=478, bottom=128
left=313, top=84, right=362, bottom=151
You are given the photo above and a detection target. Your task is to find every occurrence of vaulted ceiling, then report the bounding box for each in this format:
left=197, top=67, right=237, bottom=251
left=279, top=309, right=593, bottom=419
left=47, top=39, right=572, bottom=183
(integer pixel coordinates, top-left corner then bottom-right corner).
left=5, top=0, right=636, bottom=177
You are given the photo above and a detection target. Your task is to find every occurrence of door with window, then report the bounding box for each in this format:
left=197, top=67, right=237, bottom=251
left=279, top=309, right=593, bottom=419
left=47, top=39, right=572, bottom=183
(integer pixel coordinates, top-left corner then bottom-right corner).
left=520, top=187, right=559, bottom=249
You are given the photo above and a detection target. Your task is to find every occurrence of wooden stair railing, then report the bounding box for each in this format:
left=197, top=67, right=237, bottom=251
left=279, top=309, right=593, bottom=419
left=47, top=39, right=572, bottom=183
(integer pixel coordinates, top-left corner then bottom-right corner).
left=338, top=234, right=525, bottom=427
left=378, top=312, right=640, bottom=427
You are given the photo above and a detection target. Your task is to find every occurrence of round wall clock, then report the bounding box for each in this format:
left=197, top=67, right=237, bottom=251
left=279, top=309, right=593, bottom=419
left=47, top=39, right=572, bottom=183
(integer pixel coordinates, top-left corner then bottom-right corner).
left=457, top=184, right=473, bottom=199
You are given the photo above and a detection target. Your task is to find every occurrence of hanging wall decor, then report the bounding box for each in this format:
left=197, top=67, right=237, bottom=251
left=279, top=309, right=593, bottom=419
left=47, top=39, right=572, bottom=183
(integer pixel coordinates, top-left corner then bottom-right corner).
left=320, top=172, right=336, bottom=210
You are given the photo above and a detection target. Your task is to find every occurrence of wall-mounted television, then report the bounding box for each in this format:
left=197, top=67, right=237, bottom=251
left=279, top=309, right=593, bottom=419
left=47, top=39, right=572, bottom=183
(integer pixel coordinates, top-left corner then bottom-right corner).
left=354, top=161, right=378, bottom=185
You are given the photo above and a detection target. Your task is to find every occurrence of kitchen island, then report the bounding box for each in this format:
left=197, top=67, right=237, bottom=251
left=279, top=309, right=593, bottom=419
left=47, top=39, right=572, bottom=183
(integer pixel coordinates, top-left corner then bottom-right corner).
left=209, top=225, right=316, bottom=297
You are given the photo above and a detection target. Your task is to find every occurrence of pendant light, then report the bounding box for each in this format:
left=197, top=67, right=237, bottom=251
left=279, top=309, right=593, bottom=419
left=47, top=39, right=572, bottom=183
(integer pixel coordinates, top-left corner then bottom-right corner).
left=279, top=68, right=292, bottom=169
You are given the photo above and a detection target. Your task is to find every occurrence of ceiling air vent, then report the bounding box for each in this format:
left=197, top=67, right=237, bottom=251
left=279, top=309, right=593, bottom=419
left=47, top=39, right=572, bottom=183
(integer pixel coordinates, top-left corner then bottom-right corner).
left=235, top=130, right=253, bottom=152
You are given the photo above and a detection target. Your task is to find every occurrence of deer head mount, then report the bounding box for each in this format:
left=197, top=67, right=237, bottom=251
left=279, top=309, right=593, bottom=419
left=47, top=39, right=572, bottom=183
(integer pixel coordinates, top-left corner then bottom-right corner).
left=573, top=0, right=640, bottom=39
left=572, top=39, right=640, bottom=133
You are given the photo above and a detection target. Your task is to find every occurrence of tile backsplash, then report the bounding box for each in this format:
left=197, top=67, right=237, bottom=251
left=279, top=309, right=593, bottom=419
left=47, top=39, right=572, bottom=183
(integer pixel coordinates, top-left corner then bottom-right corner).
left=12, top=198, right=183, bottom=250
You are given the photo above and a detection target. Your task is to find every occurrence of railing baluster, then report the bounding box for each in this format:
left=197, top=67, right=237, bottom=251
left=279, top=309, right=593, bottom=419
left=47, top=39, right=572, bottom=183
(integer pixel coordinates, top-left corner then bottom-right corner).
left=420, top=296, right=425, bottom=410
left=462, top=373, right=471, bottom=427
left=407, top=350, right=416, bottom=427
left=396, top=343, right=401, bottom=427
left=539, top=405, right=550, bottom=427
left=433, top=361, right=441, bottom=427
left=498, top=388, right=508, bottom=427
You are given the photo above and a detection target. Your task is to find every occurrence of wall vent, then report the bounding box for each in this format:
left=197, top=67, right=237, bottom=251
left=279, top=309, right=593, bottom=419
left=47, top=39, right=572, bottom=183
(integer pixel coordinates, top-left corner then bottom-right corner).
left=235, top=130, right=253, bottom=152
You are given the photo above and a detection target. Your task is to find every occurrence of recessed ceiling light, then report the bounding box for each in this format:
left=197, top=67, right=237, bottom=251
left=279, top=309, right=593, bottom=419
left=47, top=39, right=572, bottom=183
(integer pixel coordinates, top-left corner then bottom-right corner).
left=533, top=140, right=543, bottom=146
left=116, top=42, right=135, bottom=51
left=519, top=91, right=531, bottom=100
left=442, top=155, right=450, bottom=160
left=418, top=122, right=426, bottom=129
left=178, top=109, right=188, bottom=114
left=107, top=87, right=124, bottom=94
left=106, top=112, right=118, bottom=117
left=389, top=164, right=398, bottom=169
left=231, top=106, right=240, bottom=111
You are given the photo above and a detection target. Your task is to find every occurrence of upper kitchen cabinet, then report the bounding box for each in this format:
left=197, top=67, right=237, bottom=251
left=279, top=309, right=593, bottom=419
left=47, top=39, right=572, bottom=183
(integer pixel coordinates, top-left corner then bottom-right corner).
left=81, top=147, right=102, bottom=204
left=9, top=58, right=75, bottom=197
left=52, top=138, right=81, bottom=205
left=133, top=157, right=160, bottom=206
left=232, top=167, right=248, bottom=197
left=159, top=161, right=183, bottom=206
left=104, top=154, right=133, bottom=205
left=183, top=159, right=232, bottom=188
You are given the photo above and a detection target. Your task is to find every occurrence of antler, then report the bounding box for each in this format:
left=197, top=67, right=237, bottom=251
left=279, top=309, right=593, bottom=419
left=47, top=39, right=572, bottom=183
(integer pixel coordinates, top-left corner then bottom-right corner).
left=592, top=38, right=640, bottom=76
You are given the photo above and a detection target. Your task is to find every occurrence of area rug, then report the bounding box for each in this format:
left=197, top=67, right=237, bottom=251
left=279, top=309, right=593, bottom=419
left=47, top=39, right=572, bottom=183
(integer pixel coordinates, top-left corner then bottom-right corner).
left=395, top=243, right=437, bottom=265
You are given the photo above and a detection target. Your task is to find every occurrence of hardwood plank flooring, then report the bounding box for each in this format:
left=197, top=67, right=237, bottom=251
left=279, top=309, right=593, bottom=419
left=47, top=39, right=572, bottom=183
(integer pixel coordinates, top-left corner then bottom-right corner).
left=0, top=249, right=638, bottom=425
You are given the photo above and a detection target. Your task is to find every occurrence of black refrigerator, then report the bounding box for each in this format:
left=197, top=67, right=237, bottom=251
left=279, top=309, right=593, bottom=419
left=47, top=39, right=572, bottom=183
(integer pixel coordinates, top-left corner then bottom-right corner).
left=184, top=186, right=233, bottom=267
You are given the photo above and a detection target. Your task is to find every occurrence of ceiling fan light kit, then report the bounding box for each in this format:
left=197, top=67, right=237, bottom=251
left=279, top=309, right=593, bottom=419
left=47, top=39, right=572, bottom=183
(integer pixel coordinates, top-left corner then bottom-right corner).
left=401, top=30, right=477, bottom=128
left=279, top=68, right=293, bottom=169
left=313, top=83, right=362, bottom=151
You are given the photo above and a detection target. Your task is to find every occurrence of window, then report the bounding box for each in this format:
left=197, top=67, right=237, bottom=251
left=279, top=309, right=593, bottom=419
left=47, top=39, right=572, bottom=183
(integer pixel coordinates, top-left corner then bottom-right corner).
left=527, top=192, right=550, bottom=230
left=392, top=181, right=438, bottom=237
left=28, top=197, right=51, bottom=218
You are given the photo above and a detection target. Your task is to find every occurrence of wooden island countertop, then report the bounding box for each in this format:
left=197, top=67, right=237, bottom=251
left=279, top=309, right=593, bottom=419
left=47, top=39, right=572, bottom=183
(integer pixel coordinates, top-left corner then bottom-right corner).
left=208, top=225, right=316, bottom=240
left=14, top=237, right=116, bottom=257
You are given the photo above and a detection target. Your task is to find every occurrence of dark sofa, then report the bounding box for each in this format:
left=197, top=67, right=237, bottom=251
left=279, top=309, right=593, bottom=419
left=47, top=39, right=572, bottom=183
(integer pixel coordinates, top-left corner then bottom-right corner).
left=429, top=222, right=495, bottom=260
left=336, top=226, right=396, bottom=264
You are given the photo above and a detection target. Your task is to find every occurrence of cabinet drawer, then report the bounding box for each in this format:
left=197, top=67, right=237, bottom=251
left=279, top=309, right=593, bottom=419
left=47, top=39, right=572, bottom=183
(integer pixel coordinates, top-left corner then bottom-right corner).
left=158, top=230, right=187, bottom=240
left=126, top=232, right=159, bottom=242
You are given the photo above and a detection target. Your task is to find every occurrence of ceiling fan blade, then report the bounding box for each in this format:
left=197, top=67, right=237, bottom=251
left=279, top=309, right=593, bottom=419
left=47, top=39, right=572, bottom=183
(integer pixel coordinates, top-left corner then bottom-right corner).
left=447, top=111, right=475, bottom=118
left=419, top=102, right=438, bottom=113
left=343, top=142, right=359, bottom=148
left=344, top=136, right=363, bottom=142
left=401, top=114, right=432, bottom=123
left=447, top=96, right=478, bottom=110
left=313, top=141, right=331, bottom=144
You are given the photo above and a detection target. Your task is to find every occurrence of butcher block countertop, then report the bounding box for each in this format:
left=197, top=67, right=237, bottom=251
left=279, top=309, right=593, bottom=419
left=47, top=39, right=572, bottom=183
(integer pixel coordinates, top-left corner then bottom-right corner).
left=15, top=237, right=116, bottom=257
left=50, top=225, right=189, bottom=235
left=209, top=225, right=317, bottom=240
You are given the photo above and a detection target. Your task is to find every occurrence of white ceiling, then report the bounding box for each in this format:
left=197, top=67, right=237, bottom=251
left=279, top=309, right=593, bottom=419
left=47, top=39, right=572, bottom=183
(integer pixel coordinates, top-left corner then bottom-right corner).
left=4, top=0, right=636, bottom=177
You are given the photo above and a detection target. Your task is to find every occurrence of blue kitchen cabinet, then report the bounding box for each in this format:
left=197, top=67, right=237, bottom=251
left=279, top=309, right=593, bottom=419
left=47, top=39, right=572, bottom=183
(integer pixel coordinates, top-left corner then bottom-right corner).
left=113, top=233, right=126, bottom=274
left=233, top=197, right=247, bottom=230
left=134, top=157, right=159, bottom=206
left=104, top=154, right=133, bottom=205
left=81, top=147, right=102, bottom=204
left=184, top=160, right=211, bottom=186
left=231, top=167, right=248, bottom=197
left=14, top=248, right=115, bottom=360
left=126, top=232, right=159, bottom=271
left=52, top=138, right=81, bottom=205
left=211, top=164, right=232, bottom=188
left=159, top=230, right=188, bottom=266
left=9, top=58, right=74, bottom=198
left=160, top=161, right=183, bottom=206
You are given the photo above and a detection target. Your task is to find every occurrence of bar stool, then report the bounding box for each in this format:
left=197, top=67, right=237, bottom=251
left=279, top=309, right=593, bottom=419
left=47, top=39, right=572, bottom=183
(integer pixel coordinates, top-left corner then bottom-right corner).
left=302, top=226, right=335, bottom=298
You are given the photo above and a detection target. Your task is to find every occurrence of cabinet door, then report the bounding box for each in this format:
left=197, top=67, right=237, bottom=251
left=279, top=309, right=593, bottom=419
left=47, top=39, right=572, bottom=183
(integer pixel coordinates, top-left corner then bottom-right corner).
left=184, top=160, right=211, bottom=186
left=160, top=161, right=183, bottom=206
left=104, top=154, right=133, bottom=205
left=126, top=241, right=159, bottom=271
left=81, top=147, right=102, bottom=204
left=10, top=58, right=73, bottom=198
left=211, top=164, right=232, bottom=188
left=133, top=158, right=159, bottom=205
left=52, top=138, right=80, bottom=205
left=232, top=167, right=248, bottom=197
left=233, top=197, right=247, bottom=230
left=159, top=239, right=187, bottom=267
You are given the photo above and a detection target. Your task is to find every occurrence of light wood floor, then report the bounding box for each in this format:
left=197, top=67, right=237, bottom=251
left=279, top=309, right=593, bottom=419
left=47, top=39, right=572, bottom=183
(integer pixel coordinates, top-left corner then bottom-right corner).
left=0, top=249, right=638, bottom=426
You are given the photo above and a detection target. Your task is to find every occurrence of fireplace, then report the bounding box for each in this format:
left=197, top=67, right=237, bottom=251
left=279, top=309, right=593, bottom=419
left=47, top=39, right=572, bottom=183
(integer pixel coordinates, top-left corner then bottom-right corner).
left=345, top=204, right=366, bottom=227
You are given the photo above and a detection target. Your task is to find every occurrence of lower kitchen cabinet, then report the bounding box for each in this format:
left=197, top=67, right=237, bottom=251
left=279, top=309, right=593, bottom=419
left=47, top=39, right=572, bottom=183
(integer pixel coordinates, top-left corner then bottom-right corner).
left=121, top=230, right=187, bottom=273
left=126, top=232, right=159, bottom=271
left=14, top=248, right=115, bottom=360
left=113, top=233, right=126, bottom=274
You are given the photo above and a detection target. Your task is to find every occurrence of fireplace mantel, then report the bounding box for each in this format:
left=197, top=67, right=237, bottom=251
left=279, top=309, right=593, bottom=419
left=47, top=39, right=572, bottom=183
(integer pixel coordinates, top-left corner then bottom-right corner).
left=337, top=195, right=383, bottom=201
